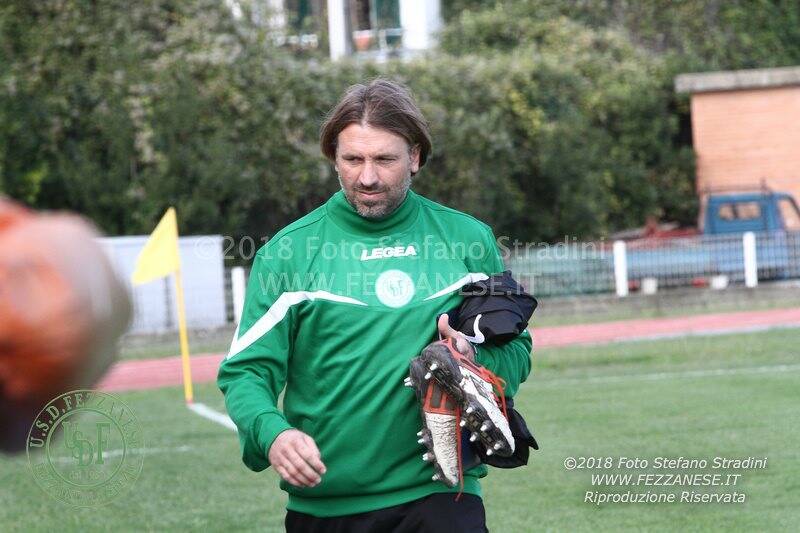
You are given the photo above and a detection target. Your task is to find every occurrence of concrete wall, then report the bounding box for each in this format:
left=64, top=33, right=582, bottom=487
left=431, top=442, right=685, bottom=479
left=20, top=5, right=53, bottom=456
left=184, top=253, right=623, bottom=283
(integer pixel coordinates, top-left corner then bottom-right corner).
left=99, top=235, right=227, bottom=333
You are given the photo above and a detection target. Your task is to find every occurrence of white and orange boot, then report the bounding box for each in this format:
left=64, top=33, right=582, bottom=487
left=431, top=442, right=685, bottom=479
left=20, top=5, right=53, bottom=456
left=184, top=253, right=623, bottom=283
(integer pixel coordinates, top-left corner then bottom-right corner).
left=405, top=337, right=514, bottom=489
left=406, top=357, right=461, bottom=487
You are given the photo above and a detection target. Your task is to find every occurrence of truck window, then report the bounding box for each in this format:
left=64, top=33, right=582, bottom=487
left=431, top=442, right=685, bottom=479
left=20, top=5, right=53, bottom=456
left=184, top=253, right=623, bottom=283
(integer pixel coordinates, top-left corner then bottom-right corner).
left=778, top=198, right=800, bottom=230
left=734, top=202, right=761, bottom=220
left=717, top=204, right=735, bottom=220
left=717, top=202, right=761, bottom=221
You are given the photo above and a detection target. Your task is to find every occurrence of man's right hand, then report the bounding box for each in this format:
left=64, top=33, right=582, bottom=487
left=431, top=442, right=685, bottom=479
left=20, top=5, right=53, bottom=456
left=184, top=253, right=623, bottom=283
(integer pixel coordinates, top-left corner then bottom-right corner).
left=268, top=429, right=327, bottom=487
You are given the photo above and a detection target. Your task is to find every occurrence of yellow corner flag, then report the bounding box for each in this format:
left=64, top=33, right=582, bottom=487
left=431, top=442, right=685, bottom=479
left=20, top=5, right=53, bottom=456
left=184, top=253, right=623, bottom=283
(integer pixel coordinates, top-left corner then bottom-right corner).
left=131, top=207, right=180, bottom=285
left=131, top=207, right=194, bottom=403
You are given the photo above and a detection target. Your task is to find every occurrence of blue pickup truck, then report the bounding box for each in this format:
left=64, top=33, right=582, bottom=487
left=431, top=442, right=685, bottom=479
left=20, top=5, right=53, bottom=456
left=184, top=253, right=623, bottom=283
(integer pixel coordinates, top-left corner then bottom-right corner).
left=507, top=191, right=800, bottom=296
left=625, top=191, right=800, bottom=287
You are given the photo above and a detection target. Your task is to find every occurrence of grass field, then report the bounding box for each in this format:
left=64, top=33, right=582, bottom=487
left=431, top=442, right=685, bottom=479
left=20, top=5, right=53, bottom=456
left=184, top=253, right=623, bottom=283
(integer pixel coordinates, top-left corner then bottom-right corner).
left=2, top=328, right=799, bottom=532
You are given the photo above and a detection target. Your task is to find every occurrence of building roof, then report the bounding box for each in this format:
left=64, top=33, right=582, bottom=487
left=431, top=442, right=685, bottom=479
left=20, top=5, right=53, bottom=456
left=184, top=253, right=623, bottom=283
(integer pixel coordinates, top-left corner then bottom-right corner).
left=675, top=65, right=800, bottom=94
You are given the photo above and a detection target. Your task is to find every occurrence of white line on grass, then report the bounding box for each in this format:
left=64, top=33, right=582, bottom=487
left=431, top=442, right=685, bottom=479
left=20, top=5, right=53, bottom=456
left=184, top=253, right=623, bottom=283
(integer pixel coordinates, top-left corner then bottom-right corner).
left=536, top=363, right=800, bottom=387
left=187, top=402, right=237, bottom=432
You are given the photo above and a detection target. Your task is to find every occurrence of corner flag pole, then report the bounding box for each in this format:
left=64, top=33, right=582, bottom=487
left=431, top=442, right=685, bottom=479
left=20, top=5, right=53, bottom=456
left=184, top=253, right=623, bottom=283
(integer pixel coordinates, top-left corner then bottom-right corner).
left=130, top=207, right=194, bottom=404
left=174, top=268, right=194, bottom=404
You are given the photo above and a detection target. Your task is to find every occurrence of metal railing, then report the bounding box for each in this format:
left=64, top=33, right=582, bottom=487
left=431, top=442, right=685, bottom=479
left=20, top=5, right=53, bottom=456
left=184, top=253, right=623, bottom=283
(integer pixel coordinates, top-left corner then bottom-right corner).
left=507, top=243, right=615, bottom=297
left=625, top=233, right=746, bottom=288
left=508, top=230, right=800, bottom=297
left=209, top=231, right=800, bottom=328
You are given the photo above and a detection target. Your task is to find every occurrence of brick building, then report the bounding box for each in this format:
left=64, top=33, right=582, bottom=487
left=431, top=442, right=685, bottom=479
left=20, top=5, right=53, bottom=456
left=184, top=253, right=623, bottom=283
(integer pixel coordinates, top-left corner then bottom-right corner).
left=676, top=66, right=800, bottom=228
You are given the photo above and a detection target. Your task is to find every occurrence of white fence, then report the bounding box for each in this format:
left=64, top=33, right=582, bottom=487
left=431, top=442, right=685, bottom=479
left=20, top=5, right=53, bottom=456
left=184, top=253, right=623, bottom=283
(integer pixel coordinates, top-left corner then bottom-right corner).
left=110, top=230, right=800, bottom=335
left=508, top=230, right=800, bottom=298
left=99, top=235, right=227, bottom=333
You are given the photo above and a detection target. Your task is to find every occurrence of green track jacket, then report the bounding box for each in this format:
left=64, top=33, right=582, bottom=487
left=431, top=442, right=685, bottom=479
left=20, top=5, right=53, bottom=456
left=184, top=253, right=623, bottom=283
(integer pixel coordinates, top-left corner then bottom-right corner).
left=217, top=189, right=533, bottom=517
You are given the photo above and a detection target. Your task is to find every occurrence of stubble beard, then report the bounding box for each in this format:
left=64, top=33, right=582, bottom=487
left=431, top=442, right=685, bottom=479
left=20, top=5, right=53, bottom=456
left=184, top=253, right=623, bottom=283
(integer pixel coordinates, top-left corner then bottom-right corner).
left=339, top=173, right=412, bottom=219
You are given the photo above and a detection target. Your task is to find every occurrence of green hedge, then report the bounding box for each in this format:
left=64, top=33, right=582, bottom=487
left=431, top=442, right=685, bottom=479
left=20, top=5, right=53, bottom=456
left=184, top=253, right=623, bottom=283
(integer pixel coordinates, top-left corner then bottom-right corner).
left=3, top=1, right=797, bottom=252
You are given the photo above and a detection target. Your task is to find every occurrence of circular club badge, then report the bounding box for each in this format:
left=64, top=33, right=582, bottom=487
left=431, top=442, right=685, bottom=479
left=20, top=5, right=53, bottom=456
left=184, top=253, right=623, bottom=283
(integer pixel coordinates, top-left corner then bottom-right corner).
left=375, top=269, right=415, bottom=308
left=27, top=390, right=144, bottom=507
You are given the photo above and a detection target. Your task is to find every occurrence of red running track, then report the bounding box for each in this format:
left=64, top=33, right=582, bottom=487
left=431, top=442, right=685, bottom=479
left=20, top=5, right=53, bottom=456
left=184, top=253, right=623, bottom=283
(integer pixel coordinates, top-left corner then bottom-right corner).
left=98, top=307, right=800, bottom=393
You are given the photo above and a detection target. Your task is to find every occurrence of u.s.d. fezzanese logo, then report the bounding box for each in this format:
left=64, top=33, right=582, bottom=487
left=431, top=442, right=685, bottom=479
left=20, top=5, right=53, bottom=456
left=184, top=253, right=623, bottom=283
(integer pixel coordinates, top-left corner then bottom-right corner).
left=375, top=269, right=415, bottom=308
left=26, top=390, right=144, bottom=507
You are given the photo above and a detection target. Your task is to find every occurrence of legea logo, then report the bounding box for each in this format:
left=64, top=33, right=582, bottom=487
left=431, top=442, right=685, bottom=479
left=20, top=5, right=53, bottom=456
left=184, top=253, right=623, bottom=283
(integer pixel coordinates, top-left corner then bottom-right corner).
left=360, top=245, right=417, bottom=261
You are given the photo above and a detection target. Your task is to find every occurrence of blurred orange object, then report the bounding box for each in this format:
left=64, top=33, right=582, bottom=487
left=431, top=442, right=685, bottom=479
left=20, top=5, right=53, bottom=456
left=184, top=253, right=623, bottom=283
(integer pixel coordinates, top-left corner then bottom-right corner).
left=0, top=197, right=131, bottom=452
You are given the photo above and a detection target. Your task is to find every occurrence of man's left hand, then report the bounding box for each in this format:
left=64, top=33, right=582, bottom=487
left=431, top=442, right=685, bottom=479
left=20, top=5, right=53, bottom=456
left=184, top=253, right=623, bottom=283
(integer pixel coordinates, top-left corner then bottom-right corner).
left=437, top=314, right=476, bottom=360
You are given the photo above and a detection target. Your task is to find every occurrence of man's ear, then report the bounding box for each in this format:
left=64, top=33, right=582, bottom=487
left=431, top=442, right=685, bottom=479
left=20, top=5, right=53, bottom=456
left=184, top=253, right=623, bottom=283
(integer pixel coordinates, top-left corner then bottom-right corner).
left=409, top=145, right=421, bottom=174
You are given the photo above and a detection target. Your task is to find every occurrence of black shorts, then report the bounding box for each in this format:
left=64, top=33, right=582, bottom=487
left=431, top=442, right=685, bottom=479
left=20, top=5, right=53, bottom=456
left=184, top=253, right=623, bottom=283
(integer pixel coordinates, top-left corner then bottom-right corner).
left=285, top=493, right=488, bottom=533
